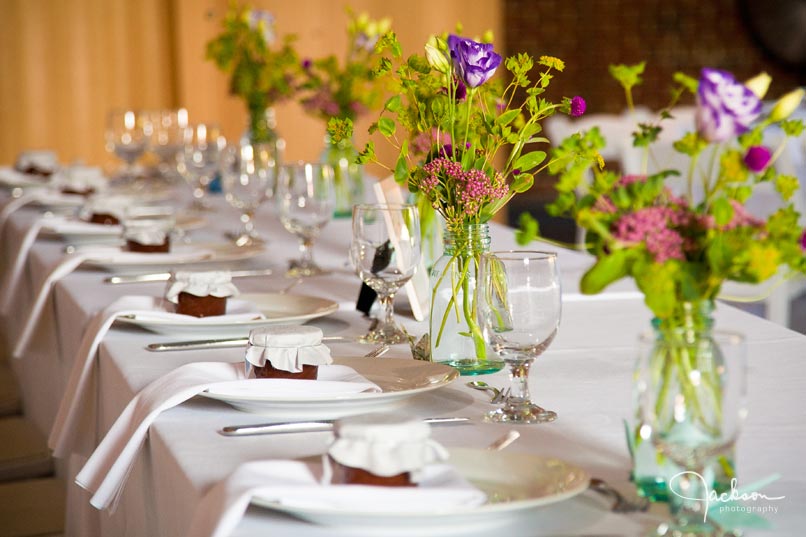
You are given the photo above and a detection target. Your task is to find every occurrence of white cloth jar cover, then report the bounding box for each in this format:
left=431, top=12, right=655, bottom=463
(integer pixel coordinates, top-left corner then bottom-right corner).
left=123, top=227, right=169, bottom=245
left=327, top=413, right=449, bottom=480
left=165, top=271, right=239, bottom=303
left=245, top=325, right=332, bottom=373
left=16, top=150, right=58, bottom=173
left=81, top=194, right=130, bottom=221
left=51, top=165, right=106, bottom=192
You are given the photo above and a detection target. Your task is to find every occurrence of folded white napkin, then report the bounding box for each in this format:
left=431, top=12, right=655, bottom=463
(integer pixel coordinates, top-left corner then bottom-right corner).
left=0, top=192, right=43, bottom=231
left=0, top=166, right=48, bottom=188
left=48, top=296, right=264, bottom=458
left=208, top=365, right=381, bottom=399
left=75, top=361, right=246, bottom=511
left=0, top=215, right=52, bottom=315
left=71, top=244, right=215, bottom=265
left=186, top=460, right=487, bottom=537
left=41, top=215, right=122, bottom=236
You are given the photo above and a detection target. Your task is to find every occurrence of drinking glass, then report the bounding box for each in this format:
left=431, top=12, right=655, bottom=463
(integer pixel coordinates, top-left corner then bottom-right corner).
left=179, top=123, right=226, bottom=212
left=350, top=204, right=421, bottom=344
left=105, top=109, right=148, bottom=181
left=146, top=108, right=188, bottom=183
left=220, top=143, right=277, bottom=246
left=636, top=331, right=747, bottom=536
left=477, top=250, right=561, bottom=423
left=276, top=162, right=335, bottom=277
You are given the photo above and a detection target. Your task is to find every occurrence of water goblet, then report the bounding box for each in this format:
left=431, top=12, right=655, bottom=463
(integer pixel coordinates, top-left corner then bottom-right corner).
left=276, top=162, right=335, bottom=277
left=146, top=108, right=188, bottom=183
left=179, top=123, right=226, bottom=212
left=105, top=108, right=148, bottom=182
left=220, top=143, right=277, bottom=247
left=350, top=204, right=421, bottom=345
left=477, top=250, right=561, bottom=423
left=636, top=331, right=747, bottom=536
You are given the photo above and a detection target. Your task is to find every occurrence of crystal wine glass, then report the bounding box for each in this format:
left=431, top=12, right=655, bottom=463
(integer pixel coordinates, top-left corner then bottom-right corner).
left=220, top=143, right=277, bottom=247
left=350, top=204, right=421, bottom=344
left=146, top=108, right=188, bottom=184
left=276, top=162, right=335, bottom=277
left=636, top=331, right=747, bottom=536
left=179, top=123, right=226, bottom=212
left=477, top=250, right=561, bottom=423
left=105, top=108, right=148, bottom=182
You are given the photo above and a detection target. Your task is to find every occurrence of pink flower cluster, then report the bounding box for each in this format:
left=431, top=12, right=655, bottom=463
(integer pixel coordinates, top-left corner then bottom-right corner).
left=613, top=207, right=686, bottom=263
left=420, top=157, right=508, bottom=215
left=300, top=88, right=339, bottom=117
left=723, top=199, right=764, bottom=230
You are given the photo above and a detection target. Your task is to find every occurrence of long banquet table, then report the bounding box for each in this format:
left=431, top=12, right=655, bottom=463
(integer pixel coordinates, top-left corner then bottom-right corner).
left=1, top=185, right=804, bottom=536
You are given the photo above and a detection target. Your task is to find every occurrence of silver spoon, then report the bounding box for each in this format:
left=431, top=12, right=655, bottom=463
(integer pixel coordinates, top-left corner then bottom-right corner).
left=466, top=380, right=501, bottom=402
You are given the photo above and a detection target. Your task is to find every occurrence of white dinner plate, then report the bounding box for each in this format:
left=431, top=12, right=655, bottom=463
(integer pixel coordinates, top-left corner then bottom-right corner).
left=115, top=293, right=338, bottom=337
left=251, top=448, right=590, bottom=532
left=200, top=357, right=459, bottom=419
left=40, top=213, right=206, bottom=243
left=78, top=242, right=264, bottom=273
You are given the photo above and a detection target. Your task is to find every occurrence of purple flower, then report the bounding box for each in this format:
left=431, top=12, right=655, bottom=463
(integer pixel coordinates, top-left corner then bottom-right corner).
left=248, top=9, right=275, bottom=44
left=455, top=78, right=467, bottom=101
left=570, top=96, right=586, bottom=117
left=743, top=145, right=772, bottom=172
left=695, top=68, right=762, bottom=143
left=302, top=58, right=312, bottom=70
left=800, top=230, right=806, bottom=251
left=446, top=35, right=502, bottom=88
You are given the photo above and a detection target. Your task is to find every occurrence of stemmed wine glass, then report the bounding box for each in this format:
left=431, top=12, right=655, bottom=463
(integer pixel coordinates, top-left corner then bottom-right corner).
left=350, top=204, right=421, bottom=344
left=220, top=143, right=277, bottom=247
left=636, top=331, right=747, bottom=535
left=146, top=108, right=188, bottom=183
left=477, top=250, right=561, bottom=423
left=179, top=123, right=226, bottom=212
left=276, top=162, right=335, bottom=277
left=105, top=109, right=148, bottom=182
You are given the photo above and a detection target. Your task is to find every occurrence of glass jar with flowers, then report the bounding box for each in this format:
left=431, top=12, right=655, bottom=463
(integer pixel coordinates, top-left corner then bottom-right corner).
left=206, top=3, right=299, bottom=162
left=333, top=30, right=585, bottom=374
left=521, top=63, right=806, bottom=504
left=298, top=11, right=390, bottom=218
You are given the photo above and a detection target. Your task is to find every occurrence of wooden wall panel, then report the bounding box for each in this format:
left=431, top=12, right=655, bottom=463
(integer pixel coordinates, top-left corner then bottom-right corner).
left=1, top=0, right=502, bottom=174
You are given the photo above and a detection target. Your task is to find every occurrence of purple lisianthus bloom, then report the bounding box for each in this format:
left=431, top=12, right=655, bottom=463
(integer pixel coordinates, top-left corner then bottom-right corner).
left=570, top=96, right=586, bottom=117
left=743, top=145, right=772, bottom=172
left=248, top=9, right=275, bottom=44
left=447, top=35, right=502, bottom=88
left=695, top=68, right=762, bottom=143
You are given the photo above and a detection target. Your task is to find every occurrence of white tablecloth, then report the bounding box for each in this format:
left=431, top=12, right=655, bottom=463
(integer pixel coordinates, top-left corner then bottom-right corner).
left=1, top=187, right=804, bottom=537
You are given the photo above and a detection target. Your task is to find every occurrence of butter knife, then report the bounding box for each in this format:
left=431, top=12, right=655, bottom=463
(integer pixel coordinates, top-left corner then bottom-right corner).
left=219, top=417, right=470, bottom=436
left=146, top=334, right=355, bottom=352
left=105, top=268, right=273, bottom=285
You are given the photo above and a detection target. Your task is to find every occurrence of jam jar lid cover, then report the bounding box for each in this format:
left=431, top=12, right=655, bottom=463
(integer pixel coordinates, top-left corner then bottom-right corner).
left=245, top=325, right=332, bottom=372
left=165, top=271, right=239, bottom=303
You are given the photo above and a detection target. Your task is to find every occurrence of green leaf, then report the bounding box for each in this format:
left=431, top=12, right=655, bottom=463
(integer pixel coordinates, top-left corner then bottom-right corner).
left=712, top=197, right=734, bottom=226
left=513, top=151, right=546, bottom=173
left=515, top=212, right=540, bottom=245
left=510, top=172, right=534, bottom=193
left=580, top=250, right=631, bottom=294
left=609, top=62, right=645, bottom=91
left=378, top=117, right=396, bottom=137
left=384, top=95, right=402, bottom=112
left=496, top=109, right=520, bottom=126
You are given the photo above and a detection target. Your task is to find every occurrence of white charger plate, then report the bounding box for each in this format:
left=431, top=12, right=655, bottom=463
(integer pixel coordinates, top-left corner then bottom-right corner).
left=115, top=293, right=338, bottom=337
left=78, top=242, right=264, bottom=273
left=200, top=357, right=459, bottom=419
left=251, top=448, right=590, bottom=532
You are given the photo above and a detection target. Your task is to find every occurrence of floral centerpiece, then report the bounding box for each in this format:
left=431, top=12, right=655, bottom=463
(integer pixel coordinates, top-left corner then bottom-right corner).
left=333, top=30, right=585, bottom=373
left=206, top=3, right=299, bottom=146
left=520, top=63, right=806, bottom=501
left=298, top=11, right=391, bottom=216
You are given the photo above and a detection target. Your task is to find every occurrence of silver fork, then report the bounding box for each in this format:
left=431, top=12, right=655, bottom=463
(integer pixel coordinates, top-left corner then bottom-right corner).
left=491, top=388, right=511, bottom=404
left=589, top=478, right=650, bottom=513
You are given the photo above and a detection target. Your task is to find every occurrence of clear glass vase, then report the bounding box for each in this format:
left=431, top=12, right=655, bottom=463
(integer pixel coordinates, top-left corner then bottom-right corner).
left=429, top=223, right=504, bottom=375
left=631, top=300, right=737, bottom=503
left=242, top=107, right=285, bottom=164
left=322, top=134, right=363, bottom=218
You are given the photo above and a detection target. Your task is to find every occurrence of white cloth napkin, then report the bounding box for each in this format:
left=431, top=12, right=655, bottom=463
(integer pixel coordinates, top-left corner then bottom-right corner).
left=48, top=296, right=264, bottom=458
left=40, top=215, right=122, bottom=236
left=75, top=361, right=247, bottom=511
left=0, top=214, right=52, bottom=315
left=186, top=460, right=487, bottom=537
left=70, top=244, right=215, bottom=265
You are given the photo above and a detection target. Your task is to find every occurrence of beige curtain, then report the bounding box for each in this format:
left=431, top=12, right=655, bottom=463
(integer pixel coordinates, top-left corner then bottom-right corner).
left=0, top=0, right=501, bottom=172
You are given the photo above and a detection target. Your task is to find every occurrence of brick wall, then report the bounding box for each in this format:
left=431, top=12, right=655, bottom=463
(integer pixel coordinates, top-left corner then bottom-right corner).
left=504, top=0, right=803, bottom=115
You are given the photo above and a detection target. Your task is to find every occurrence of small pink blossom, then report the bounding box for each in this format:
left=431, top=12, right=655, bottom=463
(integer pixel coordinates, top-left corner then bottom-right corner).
left=743, top=145, right=772, bottom=173
left=800, top=230, right=806, bottom=251
left=616, top=174, right=647, bottom=187
left=570, top=96, right=586, bottom=117
left=613, top=206, right=685, bottom=263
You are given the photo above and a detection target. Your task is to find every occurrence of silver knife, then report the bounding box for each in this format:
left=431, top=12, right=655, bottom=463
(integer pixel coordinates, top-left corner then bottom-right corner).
left=219, top=417, right=470, bottom=436
left=146, top=334, right=355, bottom=352
left=105, top=268, right=274, bottom=284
